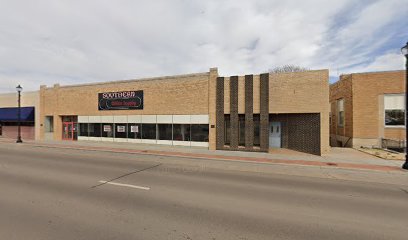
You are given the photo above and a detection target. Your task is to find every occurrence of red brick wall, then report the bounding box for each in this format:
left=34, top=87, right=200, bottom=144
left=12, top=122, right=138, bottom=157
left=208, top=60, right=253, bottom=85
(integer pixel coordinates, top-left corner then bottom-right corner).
left=0, top=126, right=35, bottom=140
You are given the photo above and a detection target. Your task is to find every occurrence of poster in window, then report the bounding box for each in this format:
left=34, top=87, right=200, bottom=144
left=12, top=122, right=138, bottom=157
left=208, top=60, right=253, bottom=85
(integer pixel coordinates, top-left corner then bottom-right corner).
left=103, top=125, right=111, bottom=132
left=131, top=125, right=139, bottom=133
left=117, top=126, right=126, bottom=132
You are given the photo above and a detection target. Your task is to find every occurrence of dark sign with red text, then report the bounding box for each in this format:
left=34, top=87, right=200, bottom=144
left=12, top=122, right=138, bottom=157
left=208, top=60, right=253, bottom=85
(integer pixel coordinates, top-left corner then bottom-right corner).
left=98, top=90, right=143, bottom=110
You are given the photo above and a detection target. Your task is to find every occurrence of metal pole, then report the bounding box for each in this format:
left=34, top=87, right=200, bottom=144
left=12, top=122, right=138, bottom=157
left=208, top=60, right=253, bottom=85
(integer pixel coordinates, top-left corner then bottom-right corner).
left=16, top=90, right=22, bottom=143
left=403, top=53, right=408, bottom=169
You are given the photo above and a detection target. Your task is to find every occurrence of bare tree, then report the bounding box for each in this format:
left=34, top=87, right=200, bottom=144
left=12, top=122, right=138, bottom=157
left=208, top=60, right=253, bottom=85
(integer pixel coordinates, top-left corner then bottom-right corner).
left=269, top=65, right=309, bottom=73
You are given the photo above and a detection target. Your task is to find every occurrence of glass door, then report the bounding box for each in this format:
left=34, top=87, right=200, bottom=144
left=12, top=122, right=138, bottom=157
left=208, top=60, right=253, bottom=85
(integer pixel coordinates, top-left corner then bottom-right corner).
left=62, top=122, right=74, bottom=140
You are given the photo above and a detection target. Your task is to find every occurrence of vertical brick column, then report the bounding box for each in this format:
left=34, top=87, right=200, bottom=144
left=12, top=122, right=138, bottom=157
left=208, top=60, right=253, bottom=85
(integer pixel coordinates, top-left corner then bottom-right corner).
left=245, top=75, right=254, bottom=150
left=260, top=73, right=269, bottom=151
left=216, top=77, right=225, bottom=150
left=230, top=76, right=239, bottom=150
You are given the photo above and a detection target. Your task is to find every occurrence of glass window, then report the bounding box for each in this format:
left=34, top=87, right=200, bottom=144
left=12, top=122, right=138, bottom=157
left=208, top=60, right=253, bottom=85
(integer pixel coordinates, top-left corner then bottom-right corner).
left=385, top=94, right=405, bottom=126
left=337, top=99, right=344, bottom=127
left=173, top=124, right=191, bottom=141
left=158, top=124, right=172, bottom=140
left=253, top=114, right=260, bottom=146
left=239, top=115, right=245, bottom=146
left=224, top=115, right=230, bottom=145
left=89, top=123, right=102, bottom=137
left=79, top=123, right=89, bottom=137
left=128, top=123, right=142, bottom=139
left=45, top=116, right=54, bottom=132
left=114, top=123, right=127, bottom=138
left=191, top=124, right=209, bottom=142
left=102, top=123, right=114, bottom=138
left=385, top=110, right=405, bottom=126
left=142, top=124, right=156, bottom=139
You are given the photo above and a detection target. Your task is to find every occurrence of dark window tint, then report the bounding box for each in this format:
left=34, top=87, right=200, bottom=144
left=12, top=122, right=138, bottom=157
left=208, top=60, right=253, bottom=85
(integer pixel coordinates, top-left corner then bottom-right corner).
left=142, top=124, right=156, bottom=139
left=173, top=124, right=191, bottom=141
left=224, top=115, right=230, bottom=145
left=79, top=123, right=89, bottom=137
left=158, top=124, right=172, bottom=140
left=385, top=110, right=405, bottom=126
left=114, top=123, right=127, bottom=138
left=89, top=123, right=102, bottom=137
left=127, top=123, right=142, bottom=139
left=238, top=115, right=245, bottom=146
left=102, top=123, right=114, bottom=138
left=253, top=115, right=260, bottom=146
left=191, top=124, right=209, bottom=142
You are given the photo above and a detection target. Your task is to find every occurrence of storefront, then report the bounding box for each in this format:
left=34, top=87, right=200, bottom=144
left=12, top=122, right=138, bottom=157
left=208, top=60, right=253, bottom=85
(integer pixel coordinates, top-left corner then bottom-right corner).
left=0, top=106, right=36, bottom=140
left=36, top=67, right=329, bottom=155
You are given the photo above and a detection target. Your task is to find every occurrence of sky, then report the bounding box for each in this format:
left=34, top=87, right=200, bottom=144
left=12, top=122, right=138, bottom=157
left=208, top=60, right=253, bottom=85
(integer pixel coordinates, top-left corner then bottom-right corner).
left=0, top=0, right=407, bottom=93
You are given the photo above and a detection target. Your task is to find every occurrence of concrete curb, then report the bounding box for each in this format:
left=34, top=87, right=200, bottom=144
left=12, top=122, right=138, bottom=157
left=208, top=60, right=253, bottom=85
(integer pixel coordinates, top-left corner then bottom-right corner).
left=2, top=139, right=404, bottom=173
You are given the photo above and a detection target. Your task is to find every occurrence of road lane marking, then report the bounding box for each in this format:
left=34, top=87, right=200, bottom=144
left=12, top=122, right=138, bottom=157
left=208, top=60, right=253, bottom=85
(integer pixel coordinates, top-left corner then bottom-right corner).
left=98, top=180, right=150, bottom=190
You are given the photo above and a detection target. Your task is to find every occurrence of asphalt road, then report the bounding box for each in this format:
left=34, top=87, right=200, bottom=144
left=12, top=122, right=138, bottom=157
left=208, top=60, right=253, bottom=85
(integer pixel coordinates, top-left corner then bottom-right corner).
left=0, top=143, right=407, bottom=240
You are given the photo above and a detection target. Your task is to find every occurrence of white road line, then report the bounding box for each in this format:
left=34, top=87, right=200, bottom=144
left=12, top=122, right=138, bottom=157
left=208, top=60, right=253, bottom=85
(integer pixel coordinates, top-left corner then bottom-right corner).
left=98, top=181, right=150, bottom=190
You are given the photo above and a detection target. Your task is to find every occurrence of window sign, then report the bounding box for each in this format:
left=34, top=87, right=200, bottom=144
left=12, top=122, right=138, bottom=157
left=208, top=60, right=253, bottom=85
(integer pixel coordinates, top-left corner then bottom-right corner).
left=117, top=125, right=126, bottom=132
left=103, top=125, right=111, bottom=132
left=131, top=125, right=139, bottom=133
left=98, top=90, right=143, bottom=110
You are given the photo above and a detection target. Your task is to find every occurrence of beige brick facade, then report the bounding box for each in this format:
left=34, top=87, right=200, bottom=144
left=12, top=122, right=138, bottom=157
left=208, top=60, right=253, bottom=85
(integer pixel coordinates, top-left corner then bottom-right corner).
left=0, top=67, right=329, bottom=155
left=39, top=72, right=212, bottom=141
left=330, top=70, right=405, bottom=148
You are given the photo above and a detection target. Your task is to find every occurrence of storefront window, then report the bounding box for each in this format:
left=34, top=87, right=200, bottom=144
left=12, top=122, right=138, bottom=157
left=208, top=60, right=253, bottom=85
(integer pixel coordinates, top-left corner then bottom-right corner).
left=45, top=116, right=54, bottom=132
left=173, top=124, right=191, bottom=141
left=127, top=123, right=142, bottom=139
left=384, top=94, right=405, bottom=126
left=102, top=123, right=114, bottom=138
left=89, top=123, right=102, bottom=137
left=191, top=124, right=209, bottom=142
left=79, top=123, right=89, bottom=137
left=224, top=115, right=230, bottom=145
left=239, top=115, right=245, bottom=146
left=253, top=114, right=260, bottom=146
left=158, top=124, right=172, bottom=140
left=114, top=123, right=127, bottom=138
left=142, top=124, right=156, bottom=139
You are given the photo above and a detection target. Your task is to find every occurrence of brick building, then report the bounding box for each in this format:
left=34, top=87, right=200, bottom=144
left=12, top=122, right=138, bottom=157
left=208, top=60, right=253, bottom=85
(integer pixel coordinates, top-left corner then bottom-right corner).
left=0, top=91, right=40, bottom=140
left=1, top=68, right=330, bottom=155
left=330, top=70, right=405, bottom=149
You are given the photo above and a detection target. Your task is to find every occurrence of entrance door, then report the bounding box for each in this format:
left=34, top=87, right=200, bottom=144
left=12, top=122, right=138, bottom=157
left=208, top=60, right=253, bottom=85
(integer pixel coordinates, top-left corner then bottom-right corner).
left=269, top=122, right=281, bottom=148
left=62, top=122, right=74, bottom=140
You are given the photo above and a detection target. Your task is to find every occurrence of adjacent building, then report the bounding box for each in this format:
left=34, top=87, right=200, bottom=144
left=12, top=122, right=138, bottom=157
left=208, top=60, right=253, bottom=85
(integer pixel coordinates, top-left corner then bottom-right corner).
left=1, top=68, right=330, bottom=155
left=0, top=91, right=40, bottom=140
left=330, top=70, right=405, bottom=149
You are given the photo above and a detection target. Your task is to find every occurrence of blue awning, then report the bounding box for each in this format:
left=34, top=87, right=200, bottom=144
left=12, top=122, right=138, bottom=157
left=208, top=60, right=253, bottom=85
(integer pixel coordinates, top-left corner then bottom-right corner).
left=0, top=107, right=35, bottom=122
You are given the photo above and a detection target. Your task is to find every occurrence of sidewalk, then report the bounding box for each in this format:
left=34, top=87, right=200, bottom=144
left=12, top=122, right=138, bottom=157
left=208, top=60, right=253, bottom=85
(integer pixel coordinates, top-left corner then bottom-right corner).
left=0, top=138, right=405, bottom=172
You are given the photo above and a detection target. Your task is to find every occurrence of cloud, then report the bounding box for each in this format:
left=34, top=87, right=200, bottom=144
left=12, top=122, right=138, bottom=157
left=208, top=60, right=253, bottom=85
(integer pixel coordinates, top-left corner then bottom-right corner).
left=0, top=0, right=407, bottom=92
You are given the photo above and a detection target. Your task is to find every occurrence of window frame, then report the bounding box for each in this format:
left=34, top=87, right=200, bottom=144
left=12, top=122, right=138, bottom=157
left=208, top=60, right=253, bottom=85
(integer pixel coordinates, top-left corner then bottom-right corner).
left=337, top=98, right=344, bottom=127
left=384, top=94, right=405, bottom=128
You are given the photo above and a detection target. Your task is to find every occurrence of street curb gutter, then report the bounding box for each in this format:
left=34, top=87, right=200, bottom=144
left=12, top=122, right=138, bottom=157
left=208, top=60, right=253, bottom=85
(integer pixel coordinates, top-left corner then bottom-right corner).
left=5, top=140, right=403, bottom=173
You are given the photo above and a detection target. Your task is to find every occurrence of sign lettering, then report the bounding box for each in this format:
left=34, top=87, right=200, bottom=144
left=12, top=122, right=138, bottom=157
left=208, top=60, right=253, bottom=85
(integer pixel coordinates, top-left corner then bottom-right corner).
left=98, top=90, right=143, bottom=110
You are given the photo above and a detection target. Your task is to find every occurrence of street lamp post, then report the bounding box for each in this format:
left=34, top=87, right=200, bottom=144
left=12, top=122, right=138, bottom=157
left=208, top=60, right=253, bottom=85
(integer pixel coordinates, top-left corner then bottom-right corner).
left=402, top=42, right=408, bottom=170
left=16, top=84, right=23, bottom=143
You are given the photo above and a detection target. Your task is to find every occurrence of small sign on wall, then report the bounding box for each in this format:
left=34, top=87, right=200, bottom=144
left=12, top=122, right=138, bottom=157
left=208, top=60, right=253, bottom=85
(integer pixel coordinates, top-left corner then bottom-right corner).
left=103, top=125, right=111, bottom=132
left=117, top=126, right=126, bottom=132
left=130, top=125, right=139, bottom=133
